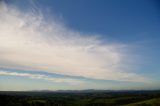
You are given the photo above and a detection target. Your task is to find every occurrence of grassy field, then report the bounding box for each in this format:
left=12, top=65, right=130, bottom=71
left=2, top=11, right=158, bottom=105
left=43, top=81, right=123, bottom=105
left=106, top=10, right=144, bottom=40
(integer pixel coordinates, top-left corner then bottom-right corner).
left=125, top=98, right=160, bottom=106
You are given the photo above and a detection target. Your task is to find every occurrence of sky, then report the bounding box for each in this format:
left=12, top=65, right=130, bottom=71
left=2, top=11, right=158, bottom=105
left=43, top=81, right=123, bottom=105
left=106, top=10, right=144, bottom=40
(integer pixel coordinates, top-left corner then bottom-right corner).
left=0, top=0, right=160, bottom=91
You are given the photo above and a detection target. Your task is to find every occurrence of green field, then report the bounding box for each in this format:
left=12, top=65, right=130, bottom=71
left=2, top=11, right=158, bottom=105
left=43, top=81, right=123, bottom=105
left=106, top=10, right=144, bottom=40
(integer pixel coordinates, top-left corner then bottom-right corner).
left=125, top=98, right=160, bottom=106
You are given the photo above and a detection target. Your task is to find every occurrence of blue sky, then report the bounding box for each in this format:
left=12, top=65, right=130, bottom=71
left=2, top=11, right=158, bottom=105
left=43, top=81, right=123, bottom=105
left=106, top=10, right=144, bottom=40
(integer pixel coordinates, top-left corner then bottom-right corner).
left=0, top=0, right=160, bottom=91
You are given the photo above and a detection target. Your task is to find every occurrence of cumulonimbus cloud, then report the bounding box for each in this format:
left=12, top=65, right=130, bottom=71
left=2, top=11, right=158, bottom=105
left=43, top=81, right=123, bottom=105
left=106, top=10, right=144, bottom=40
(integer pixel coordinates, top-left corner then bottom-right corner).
left=0, top=2, right=147, bottom=82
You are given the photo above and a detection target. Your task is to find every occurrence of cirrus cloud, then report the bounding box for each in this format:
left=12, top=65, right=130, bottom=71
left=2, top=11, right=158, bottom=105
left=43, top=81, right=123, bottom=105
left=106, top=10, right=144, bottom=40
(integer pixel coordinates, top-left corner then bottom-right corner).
left=0, top=2, right=147, bottom=82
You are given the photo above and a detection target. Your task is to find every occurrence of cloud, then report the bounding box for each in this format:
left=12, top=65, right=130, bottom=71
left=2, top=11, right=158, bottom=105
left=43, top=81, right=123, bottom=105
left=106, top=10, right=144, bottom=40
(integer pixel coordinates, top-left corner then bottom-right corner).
left=0, top=70, right=83, bottom=84
left=0, top=2, right=147, bottom=82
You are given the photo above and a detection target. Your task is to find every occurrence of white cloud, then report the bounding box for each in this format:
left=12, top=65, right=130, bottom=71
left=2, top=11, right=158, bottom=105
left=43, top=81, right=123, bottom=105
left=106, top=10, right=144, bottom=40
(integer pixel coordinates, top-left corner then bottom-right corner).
left=0, top=3, right=147, bottom=82
left=0, top=70, right=83, bottom=84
